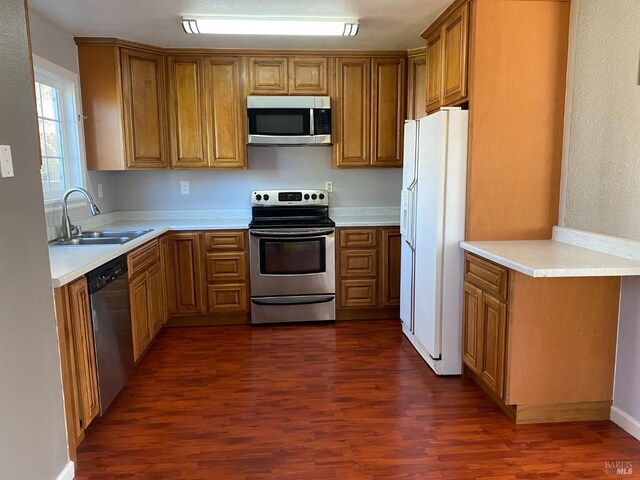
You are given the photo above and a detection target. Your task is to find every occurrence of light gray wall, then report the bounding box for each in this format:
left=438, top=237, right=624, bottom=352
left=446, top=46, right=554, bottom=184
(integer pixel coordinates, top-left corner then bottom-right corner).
left=113, top=147, right=402, bottom=211
left=562, top=0, right=640, bottom=423
left=0, top=1, right=69, bottom=478
left=28, top=7, right=118, bottom=235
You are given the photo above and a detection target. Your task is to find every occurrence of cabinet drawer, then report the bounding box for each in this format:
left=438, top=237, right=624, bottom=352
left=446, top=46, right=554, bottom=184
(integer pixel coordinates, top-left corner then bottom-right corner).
left=206, top=252, right=246, bottom=283
left=339, top=228, right=377, bottom=248
left=340, top=279, right=377, bottom=308
left=207, top=284, right=248, bottom=313
left=128, top=240, right=160, bottom=278
left=204, top=231, right=246, bottom=251
left=464, top=253, right=508, bottom=300
left=340, top=249, right=377, bottom=277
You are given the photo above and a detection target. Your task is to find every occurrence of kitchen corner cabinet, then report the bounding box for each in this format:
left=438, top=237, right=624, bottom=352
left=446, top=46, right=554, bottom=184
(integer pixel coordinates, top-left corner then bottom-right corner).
left=334, top=57, right=406, bottom=168
left=421, top=0, right=469, bottom=114
left=127, top=239, right=166, bottom=362
left=167, top=56, right=246, bottom=169
left=462, top=252, right=620, bottom=424
left=77, top=44, right=169, bottom=170
left=336, top=226, right=401, bottom=319
left=53, top=276, right=100, bottom=460
left=247, top=56, right=330, bottom=95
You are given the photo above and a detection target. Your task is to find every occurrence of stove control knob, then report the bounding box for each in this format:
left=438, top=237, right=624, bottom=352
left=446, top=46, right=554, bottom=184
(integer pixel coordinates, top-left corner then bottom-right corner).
left=304, top=194, right=310, bottom=200
left=263, top=194, right=270, bottom=201
left=311, top=194, right=317, bottom=200
left=255, top=194, right=262, bottom=201
left=319, top=193, right=325, bottom=200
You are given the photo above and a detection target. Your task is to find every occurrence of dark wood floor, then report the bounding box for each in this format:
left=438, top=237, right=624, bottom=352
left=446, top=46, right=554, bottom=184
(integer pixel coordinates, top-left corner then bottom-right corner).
left=76, top=320, right=639, bottom=479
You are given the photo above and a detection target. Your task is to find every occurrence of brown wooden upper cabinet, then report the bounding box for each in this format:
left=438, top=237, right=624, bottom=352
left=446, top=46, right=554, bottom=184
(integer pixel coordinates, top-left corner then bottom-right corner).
left=247, top=56, right=329, bottom=95
left=167, top=56, right=246, bottom=169
left=334, top=57, right=406, bottom=168
left=77, top=43, right=169, bottom=170
left=421, top=0, right=469, bottom=114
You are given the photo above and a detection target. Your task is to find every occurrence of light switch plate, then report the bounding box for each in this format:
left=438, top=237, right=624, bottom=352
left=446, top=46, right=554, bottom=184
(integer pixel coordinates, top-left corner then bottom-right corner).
left=97, top=183, right=103, bottom=198
left=180, top=180, right=190, bottom=195
left=325, top=181, right=333, bottom=193
left=0, top=145, right=14, bottom=178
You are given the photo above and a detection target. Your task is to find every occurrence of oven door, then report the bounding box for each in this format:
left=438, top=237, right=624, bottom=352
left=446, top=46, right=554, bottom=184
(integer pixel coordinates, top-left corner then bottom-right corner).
left=249, top=228, right=335, bottom=297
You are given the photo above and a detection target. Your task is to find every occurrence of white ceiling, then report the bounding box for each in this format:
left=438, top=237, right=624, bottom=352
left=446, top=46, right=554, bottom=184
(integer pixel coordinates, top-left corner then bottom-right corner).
left=28, top=0, right=451, bottom=50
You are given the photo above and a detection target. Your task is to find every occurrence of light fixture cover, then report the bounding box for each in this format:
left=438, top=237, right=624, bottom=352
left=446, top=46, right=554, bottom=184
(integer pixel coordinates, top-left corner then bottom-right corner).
left=182, top=17, right=359, bottom=36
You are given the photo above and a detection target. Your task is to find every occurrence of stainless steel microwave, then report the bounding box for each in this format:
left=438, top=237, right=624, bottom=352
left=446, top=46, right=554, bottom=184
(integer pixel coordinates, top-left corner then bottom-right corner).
left=247, top=96, right=331, bottom=146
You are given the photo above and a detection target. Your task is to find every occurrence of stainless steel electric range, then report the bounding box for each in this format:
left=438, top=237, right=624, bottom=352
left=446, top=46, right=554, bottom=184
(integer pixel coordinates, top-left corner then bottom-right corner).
left=249, top=189, right=335, bottom=324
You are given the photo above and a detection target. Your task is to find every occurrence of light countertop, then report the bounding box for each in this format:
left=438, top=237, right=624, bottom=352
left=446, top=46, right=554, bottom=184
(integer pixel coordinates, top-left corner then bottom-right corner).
left=49, top=211, right=399, bottom=288
left=460, top=240, right=640, bottom=278
left=49, top=219, right=250, bottom=288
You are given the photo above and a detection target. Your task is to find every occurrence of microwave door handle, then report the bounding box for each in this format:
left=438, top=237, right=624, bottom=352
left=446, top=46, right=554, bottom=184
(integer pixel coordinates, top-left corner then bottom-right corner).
left=309, top=109, right=314, bottom=135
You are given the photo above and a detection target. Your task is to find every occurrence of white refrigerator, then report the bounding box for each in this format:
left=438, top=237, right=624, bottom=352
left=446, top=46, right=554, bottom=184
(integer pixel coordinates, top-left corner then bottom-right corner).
left=400, top=108, right=468, bottom=375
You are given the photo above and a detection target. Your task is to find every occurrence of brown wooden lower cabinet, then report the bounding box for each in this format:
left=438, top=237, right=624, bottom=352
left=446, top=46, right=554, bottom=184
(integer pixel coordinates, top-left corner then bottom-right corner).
left=463, top=252, right=621, bottom=424
left=128, top=239, right=166, bottom=362
left=53, top=276, right=100, bottom=461
left=336, top=226, right=401, bottom=319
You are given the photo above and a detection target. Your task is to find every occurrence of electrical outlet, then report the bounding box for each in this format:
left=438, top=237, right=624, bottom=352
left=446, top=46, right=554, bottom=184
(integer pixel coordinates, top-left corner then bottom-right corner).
left=181, top=180, right=190, bottom=195
left=0, top=145, right=15, bottom=178
left=325, top=181, right=333, bottom=193
left=97, top=183, right=103, bottom=198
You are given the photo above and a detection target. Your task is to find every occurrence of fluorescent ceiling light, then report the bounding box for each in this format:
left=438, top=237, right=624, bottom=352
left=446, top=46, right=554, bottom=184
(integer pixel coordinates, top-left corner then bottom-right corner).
left=182, top=17, right=359, bottom=36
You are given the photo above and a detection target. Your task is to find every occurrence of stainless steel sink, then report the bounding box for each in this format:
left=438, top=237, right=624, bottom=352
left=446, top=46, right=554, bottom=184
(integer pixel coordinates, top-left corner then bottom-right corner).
left=51, top=229, right=153, bottom=246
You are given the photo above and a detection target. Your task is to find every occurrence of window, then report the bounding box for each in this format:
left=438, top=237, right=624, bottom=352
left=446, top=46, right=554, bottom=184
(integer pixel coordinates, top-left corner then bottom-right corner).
left=33, top=55, right=86, bottom=202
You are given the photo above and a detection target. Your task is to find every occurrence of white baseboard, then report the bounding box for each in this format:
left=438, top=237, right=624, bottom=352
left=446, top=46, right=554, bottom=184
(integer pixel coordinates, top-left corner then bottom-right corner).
left=55, top=461, right=74, bottom=480
left=611, top=406, right=640, bottom=441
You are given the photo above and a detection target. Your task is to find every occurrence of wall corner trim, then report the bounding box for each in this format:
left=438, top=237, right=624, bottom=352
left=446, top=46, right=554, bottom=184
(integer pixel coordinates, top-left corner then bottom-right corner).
left=55, top=461, right=75, bottom=480
left=611, top=406, right=640, bottom=442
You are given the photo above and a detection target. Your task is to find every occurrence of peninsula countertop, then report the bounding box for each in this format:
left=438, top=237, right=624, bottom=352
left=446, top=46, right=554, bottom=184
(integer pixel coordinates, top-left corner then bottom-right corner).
left=460, top=239, right=640, bottom=278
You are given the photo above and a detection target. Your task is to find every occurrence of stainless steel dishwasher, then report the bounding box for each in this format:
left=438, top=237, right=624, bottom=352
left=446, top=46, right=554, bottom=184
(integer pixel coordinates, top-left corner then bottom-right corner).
left=87, top=255, right=134, bottom=415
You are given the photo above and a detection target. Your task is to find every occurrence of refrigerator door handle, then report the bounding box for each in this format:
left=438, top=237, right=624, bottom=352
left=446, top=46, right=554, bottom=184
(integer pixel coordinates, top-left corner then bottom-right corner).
left=408, top=186, right=416, bottom=248
left=400, top=189, right=409, bottom=238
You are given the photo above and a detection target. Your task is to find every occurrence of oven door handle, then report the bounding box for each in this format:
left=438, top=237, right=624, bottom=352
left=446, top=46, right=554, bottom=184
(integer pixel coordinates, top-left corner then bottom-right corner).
left=251, top=295, right=335, bottom=306
left=250, top=229, right=334, bottom=238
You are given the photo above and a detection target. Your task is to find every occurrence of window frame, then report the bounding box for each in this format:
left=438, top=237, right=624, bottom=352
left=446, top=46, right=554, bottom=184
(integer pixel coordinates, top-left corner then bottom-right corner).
left=32, top=55, right=88, bottom=209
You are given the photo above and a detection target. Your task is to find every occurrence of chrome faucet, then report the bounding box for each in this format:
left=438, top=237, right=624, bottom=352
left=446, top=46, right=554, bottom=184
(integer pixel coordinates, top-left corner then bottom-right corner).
left=61, top=187, right=100, bottom=239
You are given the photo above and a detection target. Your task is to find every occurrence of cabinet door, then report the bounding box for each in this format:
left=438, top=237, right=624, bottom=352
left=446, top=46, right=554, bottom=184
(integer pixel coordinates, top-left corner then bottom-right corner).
left=424, top=29, right=443, bottom=114
left=442, top=1, right=469, bottom=106
left=462, top=281, right=483, bottom=373
left=407, top=54, right=427, bottom=120
left=371, top=58, right=405, bottom=167
left=480, top=293, right=507, bottom=398
left=169, top=233, right=205, bottom=315
left=248, top=57, right=288, bottom=94
left=206, top=284, right=248, bottom=313
left=205, top=57, right=246, bottom=168
left=334, top=58, right=371, bottom=167
left=289, top=57, right=329, bottom=95
left=120, top=48, right=168, bottom=168
left=68, top=277, right=99, bottom=429
left=340, top=279, right=377, bottom=308
left=147, top=263, right=165, bottom=337
left=340, top=249, right=377, bottom=278
left=130, top=273, right=151, bottom=362
left=206, top=252, right=246, bottom=283
left=167, top=57, right=208, bottom=168
left=53, top=287, right=84, bottom=458
left=381, top=227, right=401, bottom=307
left=159, top=235, right=170, bottom=325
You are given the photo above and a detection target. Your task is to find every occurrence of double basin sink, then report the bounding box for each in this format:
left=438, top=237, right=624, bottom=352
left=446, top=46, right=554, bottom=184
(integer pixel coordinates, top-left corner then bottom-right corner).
left=51, top=229, right=153, bottom=246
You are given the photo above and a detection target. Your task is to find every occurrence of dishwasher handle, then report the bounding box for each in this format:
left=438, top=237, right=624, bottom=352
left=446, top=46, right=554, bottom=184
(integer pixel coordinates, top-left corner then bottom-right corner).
left=87, top=254, right=129, bottom=294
